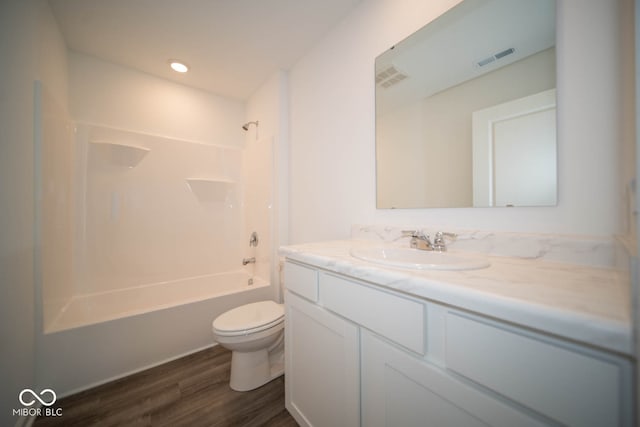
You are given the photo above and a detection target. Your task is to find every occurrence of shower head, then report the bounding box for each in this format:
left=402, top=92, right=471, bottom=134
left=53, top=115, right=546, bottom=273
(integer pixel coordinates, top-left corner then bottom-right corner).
left=242, top=121, right=259, bottom=131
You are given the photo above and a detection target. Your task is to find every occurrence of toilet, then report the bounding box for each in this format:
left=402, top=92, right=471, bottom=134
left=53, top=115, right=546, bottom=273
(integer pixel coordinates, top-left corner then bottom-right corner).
left=212, top=300, right=285, bottom=391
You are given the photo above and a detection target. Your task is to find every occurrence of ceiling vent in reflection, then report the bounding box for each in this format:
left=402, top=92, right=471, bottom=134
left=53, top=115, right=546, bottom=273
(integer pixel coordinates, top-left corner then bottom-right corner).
left=376, top=65, right=409, bottom=89
left=476, top=47, right=516, bottom=68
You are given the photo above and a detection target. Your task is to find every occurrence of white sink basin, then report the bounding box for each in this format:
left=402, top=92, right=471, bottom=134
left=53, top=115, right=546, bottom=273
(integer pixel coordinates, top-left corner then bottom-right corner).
left=350, top=247, right=490, bottom=271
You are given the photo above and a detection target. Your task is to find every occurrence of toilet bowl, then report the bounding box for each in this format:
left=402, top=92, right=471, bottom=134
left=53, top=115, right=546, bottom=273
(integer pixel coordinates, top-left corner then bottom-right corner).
left=212, top=300, right=285, bottom=391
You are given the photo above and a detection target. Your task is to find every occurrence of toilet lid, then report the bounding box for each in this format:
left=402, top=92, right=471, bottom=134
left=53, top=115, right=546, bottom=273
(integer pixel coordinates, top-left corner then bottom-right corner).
left=213, top=300, right=284, bottom=335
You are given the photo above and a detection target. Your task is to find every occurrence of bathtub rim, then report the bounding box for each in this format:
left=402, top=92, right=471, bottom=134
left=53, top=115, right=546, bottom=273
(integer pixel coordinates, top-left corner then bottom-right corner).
left=44, top=270, right=270, bottom=334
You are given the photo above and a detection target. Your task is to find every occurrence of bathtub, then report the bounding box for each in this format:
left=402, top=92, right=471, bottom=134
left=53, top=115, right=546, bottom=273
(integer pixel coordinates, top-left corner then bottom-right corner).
left=38, top=270, right=274, bottom=396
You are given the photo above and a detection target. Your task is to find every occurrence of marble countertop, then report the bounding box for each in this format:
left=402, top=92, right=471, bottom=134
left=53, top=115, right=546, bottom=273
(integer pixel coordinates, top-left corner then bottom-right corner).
left=280, top=239, right=632, bottom=356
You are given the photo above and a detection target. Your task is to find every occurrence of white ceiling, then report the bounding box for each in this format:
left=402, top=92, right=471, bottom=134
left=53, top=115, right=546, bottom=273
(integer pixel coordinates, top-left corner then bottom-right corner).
left=375, top=0, right=556, bottom=114
left=48, top=0, right=361, bottom=101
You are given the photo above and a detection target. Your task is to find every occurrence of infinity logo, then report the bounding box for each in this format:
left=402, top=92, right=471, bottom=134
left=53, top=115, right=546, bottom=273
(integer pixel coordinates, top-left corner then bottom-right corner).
left=19, top=389, right=57, bottom=407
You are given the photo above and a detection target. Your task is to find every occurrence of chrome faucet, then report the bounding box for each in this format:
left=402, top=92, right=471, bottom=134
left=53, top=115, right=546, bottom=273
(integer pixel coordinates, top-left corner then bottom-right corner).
left=242, top=257, right=256, bottom=265
left=432, top=231, right=457, bottom=252
left=249, top=231, right=259, bottom=247
left=401, top=230, right=457, bottom=251
left=402, top=230, right=433, bottom=251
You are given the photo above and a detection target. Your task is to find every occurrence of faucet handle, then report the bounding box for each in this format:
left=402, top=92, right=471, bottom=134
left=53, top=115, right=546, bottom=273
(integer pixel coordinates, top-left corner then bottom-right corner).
left=435, top=231, right=457, bottom=240
left=433, top=231, right=457, bottom=251
left=249, top=231, right=259, bottom=247
left=401, top=229, right=428, bottom=238
left=401, top=230, right=432, bottom=250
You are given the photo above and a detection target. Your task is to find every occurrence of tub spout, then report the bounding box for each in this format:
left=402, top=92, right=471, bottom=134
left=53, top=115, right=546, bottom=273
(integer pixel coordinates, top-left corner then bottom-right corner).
left=242, top=257, right=256, bottom=265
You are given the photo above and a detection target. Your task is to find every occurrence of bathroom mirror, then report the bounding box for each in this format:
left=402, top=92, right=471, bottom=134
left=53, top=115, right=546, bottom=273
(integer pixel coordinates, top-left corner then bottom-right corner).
left=375, top=0, right=557, bottom=208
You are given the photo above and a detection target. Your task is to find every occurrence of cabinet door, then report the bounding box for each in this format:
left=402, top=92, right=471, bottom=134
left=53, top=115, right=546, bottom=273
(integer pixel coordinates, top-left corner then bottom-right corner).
left=285, top=291, right=360, bottom=427
left=361, top=330, right=546, bottom=427
left=445, top=312, right=628, bottom=427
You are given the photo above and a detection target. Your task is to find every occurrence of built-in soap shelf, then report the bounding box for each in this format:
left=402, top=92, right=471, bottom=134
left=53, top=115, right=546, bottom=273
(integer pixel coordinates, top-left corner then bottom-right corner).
left=186, top=178, right=235, bottom=202
left=89, top=140, right=150, bottom=168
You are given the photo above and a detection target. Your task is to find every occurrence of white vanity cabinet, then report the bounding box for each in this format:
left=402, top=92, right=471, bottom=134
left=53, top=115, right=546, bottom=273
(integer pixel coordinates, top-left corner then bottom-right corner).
left=444, top=312, right=630, bottom=427
left=283, top=260, right=633, bottom=427
left=361, top=330, right=545, bottom=427
left=284, top=262, right=360, bottom=427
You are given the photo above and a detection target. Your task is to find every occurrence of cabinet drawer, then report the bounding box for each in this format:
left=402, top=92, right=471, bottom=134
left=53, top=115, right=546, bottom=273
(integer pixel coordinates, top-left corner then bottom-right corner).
left=445, top=312, right=624, bottom=427
left=320, top=272, right=424, bottom=354
left=284, top=261, right=318, bottom=302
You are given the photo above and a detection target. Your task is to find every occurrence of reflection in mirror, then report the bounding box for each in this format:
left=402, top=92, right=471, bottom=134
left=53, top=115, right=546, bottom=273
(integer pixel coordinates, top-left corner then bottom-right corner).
left=375, top=0, right=556, bottom=208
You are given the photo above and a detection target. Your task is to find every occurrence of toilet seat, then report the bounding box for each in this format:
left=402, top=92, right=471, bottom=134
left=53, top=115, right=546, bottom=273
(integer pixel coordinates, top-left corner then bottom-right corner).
left=213, top=300, right=284, bottom=337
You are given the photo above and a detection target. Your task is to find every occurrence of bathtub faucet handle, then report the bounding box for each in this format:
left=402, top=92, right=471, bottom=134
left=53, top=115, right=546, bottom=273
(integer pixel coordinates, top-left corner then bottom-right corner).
left=249, top=232, right=259, bottom=247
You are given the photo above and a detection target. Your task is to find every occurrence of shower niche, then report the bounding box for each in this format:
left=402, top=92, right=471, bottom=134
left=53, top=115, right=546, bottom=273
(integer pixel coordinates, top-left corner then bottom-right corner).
left=186, top=178, right=236, bottom=202
left=88, top=141, right=150, bottom=168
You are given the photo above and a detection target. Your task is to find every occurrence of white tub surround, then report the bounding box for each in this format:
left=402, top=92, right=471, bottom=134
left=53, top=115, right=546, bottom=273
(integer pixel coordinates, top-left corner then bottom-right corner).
left=281, top=233, right=633, bottom=427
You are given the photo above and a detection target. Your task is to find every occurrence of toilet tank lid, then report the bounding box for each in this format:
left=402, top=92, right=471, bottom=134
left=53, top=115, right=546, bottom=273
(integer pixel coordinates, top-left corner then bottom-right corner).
left=213, top=300, right=284, bottom=333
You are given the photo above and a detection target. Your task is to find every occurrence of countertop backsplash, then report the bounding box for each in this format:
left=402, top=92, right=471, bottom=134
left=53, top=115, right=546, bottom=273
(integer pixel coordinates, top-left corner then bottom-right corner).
left=351, top=224, right=618, bottom=269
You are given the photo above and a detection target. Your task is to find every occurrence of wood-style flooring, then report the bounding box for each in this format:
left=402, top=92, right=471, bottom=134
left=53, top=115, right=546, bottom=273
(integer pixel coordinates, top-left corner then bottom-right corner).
left=34, top=345, right=298, bottom=427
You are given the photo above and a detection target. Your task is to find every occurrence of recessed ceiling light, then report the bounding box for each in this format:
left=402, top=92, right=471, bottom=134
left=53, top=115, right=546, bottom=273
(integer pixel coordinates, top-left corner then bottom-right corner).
left=169, top=60, right=189, bottom=73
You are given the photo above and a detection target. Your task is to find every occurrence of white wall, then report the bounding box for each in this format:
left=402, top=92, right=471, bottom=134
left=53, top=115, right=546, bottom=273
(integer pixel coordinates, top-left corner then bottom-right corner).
left=0, top=0, right=68, bottom=424
left=0, top=3, right=38, bottom=423
left=69, top=52, right=245, bottom=147
left=622, top=0, right=637, bottom=241
left=289, top=0, right=627, bottom=243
